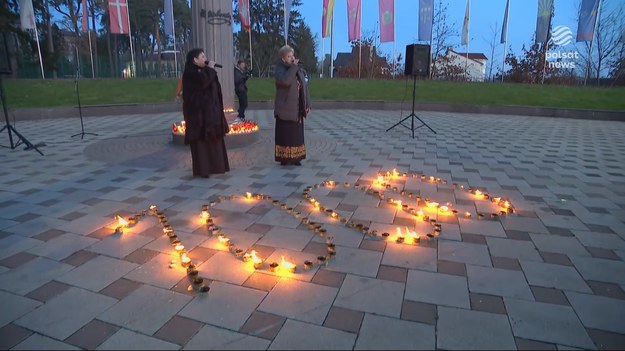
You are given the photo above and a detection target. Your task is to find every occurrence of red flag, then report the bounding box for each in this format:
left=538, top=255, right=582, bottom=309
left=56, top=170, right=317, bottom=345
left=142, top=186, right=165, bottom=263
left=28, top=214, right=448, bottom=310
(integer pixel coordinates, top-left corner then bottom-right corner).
left=322, top=0, right=335, bottom=38
left=82, top=0, right=88, bottom=32
left=379, top=0, right=394, bottom=43
left=109, top=0, right=130, bottom=34
left=239, top=0, right=250, bottom=32
left=347, top=0, right=361, bottom=42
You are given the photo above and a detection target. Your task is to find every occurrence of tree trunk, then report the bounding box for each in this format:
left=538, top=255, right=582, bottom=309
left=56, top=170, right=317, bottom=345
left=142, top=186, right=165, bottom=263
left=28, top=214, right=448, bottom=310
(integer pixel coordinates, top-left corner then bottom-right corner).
left=155, top=19, right=161, bottom=78
left=44, top=0, right=57, bottom=78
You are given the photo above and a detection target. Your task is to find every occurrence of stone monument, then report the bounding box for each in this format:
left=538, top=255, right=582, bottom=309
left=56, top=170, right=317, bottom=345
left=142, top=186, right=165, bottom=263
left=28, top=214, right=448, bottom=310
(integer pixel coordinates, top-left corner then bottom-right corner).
left=191, top=0, right=235, bottom=112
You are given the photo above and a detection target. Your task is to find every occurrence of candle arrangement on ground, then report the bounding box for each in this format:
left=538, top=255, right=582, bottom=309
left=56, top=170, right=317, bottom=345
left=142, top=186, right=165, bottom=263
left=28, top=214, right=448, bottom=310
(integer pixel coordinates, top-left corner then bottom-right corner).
left=107, top=168, right=516, bottom=293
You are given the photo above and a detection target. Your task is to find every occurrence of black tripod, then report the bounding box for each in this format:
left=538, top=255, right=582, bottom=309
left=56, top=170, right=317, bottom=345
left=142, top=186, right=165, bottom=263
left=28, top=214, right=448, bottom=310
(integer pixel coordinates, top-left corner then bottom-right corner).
left=0, top=74, right=44, bottom=155
left=71, top=46, right=97, bottom=139
left=386, top=75, right=436, bottom=138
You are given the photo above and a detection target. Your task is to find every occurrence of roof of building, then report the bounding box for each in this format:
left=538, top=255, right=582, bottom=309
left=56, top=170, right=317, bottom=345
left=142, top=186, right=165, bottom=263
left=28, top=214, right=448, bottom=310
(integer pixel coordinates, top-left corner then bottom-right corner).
left=450, top=50, right=488, bottom=61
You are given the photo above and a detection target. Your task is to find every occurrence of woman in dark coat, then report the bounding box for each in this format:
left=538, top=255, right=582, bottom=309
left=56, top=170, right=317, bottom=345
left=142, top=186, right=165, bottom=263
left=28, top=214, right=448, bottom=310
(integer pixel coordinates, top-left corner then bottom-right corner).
left=274, top=45, right=311, bottom=166
left=182, top=48, right=230, bottom=177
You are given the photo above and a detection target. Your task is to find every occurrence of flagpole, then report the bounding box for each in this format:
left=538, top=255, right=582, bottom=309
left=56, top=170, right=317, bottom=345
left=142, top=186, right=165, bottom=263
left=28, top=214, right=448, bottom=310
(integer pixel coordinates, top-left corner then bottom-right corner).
left=330, top=13, right=334, bottom=78
left=358, top=5, right=362, bottom=79
left=248, top=29, right=253, bottom=77
left=171, top=3, right=178, bottom=78
left=585, top=0, right=602, bottom=85
left=33, top=28, right=45, bottom=79
left=321, top=37, right=324, bottom=77
left=284, top=0, right=287, bottom=45
left=429, top=0, right=434, bottom=80
left=127, top=7, right=136, bottom=77
left=87, top=30, right=95, bottom=78
left=501, top=0, right=509, bottom=83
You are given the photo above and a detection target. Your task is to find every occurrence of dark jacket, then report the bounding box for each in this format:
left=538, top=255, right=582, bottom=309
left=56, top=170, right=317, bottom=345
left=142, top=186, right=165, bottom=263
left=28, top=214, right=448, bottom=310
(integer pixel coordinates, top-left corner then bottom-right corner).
left=234, top=67, right=248, bottom=93
left=274, top=60, right=311, bottom=122
left=182, top=65, right=228, bottom=144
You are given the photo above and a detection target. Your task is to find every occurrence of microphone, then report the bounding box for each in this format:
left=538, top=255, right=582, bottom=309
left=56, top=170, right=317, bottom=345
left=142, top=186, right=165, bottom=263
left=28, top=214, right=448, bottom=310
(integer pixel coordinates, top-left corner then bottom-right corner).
left=204, top=60, right=223, bottom=68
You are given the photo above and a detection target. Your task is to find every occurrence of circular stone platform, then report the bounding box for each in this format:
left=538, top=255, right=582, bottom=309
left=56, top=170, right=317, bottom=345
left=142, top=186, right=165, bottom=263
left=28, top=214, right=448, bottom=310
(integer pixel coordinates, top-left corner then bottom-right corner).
left=171, top=129, right=259, bottom=149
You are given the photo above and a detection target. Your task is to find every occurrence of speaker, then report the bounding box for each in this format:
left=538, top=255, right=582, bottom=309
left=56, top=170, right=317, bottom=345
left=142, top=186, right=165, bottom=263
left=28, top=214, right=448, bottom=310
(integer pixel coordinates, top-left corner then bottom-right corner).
left=404, top=44, right=430, bottom=77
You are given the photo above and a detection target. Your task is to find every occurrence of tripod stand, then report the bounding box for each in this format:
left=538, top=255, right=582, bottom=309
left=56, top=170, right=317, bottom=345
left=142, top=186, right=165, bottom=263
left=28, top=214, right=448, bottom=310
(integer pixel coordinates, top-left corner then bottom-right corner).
left=0, top=74, right=44, bottom=155
left=386, top=75, right=436, bottom=138
left=71, top=46, right=97, bottom=139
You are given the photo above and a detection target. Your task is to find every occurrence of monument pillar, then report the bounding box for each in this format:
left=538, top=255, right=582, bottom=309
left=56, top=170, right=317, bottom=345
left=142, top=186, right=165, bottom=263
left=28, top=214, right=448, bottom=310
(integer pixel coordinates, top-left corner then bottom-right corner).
left=191, top=0, right=235, bottom=113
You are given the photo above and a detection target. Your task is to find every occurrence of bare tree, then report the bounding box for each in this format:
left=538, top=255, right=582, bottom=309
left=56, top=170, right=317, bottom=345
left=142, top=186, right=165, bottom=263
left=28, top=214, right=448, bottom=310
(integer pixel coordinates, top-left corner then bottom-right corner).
left=430, top=0, right=457, bottom=78
left=482, top=21, right=500, bottom=80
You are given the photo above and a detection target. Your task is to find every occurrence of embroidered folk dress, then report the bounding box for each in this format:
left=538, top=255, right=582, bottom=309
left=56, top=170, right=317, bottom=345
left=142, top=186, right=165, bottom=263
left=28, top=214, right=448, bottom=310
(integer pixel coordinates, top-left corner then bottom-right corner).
left=273, top=60, right=311, bottom=164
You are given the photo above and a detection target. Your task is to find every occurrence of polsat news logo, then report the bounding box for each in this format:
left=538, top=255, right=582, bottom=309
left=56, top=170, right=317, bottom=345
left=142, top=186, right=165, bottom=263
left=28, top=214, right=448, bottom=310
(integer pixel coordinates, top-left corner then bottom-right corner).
left=547, top=25, right=579, bottom=69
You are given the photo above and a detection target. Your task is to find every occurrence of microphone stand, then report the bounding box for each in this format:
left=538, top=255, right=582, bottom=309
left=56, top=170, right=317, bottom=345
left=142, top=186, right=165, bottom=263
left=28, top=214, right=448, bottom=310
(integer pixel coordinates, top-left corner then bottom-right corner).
left=71, top=46, right=97, bottom=139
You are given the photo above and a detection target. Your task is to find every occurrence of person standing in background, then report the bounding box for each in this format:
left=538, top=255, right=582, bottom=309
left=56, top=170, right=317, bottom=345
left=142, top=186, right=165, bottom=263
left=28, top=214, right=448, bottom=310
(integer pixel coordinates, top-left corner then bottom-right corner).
left=234, top=59, right=249, bottom=121
left=182, top=48, right=230, bottom=177
left=273, top=45, right=311, bottom=166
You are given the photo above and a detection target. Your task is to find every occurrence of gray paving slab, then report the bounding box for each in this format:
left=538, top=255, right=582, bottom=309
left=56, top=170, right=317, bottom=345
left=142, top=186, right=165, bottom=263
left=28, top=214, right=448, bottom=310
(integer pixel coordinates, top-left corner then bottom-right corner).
left=485, top=236, right=542, bottom=261
left=256, top=226, right=315, bottom=251
left=565, top=291, right=625, bottom=334
left=458, top=218, right=507, bottom=237
left=0, top=257, right=74, bottom=295
left=0, top=235, right=42, bottom=260
left=26, top=232, right=98, bottom=260
left=257, top=278, right=337, bottom=325
left=405, top=269, right=470, bottom=308
left=571, top=230, right=625, bottom=251
left=519, top=260, right=592, bottom=293
left=13, top=333, right=81, bottom=350
left=381, top=241, right=437, bottom=271
left=98, top=284, right=192, bottom=335
left=569, top=255, right=625, bottom=285
left=466, top=264, right=534, bottom=300
left=0, top=290, right=41, bottom=327
left=354, top=313, right=435, bottom=350
left=438, top=240, right=492, bottom=267
left=269, top=319, right=357, bottom=350
left=179, top=281, right=266, bottom=330
left=123, top=253, right=189, bottom=289
left=14, top=287, right=117, bottom=340
left=505, top=297, right=596, bottom=349
left=334, top=274, right=404, bottom=318
left=530, top=233, right=590, bottom=257
left=87, top=233, right=155, bottom=259
left=322, top=246, right=383, bottom=278
left=184, top=324, right=271, bottom=350
left=437, top=306, right=516, bottom=350
left=96, top=328, right=179, bottom=350
left=56, top=255, right=139, bottom=291
left=195, top=251, right=254, bottom=285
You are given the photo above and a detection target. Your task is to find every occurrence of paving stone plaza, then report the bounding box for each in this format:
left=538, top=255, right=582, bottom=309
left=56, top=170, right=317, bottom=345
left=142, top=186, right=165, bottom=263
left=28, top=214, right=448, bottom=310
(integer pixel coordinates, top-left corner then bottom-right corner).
left=1, top=109, right=624, bottom=350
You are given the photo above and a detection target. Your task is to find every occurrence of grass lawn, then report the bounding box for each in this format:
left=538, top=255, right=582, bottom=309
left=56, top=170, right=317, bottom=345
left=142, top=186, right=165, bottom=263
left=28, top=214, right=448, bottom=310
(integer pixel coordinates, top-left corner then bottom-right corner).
left=4, top=77, right=625, bottom=111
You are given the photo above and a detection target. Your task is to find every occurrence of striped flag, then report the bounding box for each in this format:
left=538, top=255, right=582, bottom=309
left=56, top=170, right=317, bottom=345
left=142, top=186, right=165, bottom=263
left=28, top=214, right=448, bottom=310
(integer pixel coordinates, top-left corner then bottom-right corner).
left=82, top=0, right=88, bottom=32
left=576, top=0, right=600, bottom=42
left=535, top=0, right=553, bottom=43
left=19, top=0, right=36, bottom=30
left=239, top=0, right=250, bottom=32
left=322, top=0, right=335, bottom=38
left=500, top=0, right=509, bottom=44
left=109, top=0, right=130, bottom=34
left=418, top=0, right=433, bottom=42
left=379, top=0, right=394, bottom=43
left=461, top=0, right=470, bottom=46
left=284, top=0, right=292, bottom=42
left=164, top=0, right=174, bottom=36
left=347, top=0, right=361, bottom=42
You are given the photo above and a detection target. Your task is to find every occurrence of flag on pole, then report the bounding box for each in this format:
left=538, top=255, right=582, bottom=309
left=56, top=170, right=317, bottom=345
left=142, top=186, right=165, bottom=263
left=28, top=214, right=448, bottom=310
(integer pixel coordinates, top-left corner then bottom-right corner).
left=576, top=0, right=600, bottom=42
left=535, top=0, right=553, bottom=43
left=19, top=0, right=36, bottom=30
left=500, top=0, right=509, bottom=43
left=347, top=0, right=361, bottom=42
left=418, top=0, right=433, bottom=42
left=284, top=0, right=292, bottom=43
left=82, top=0, right=89, bottom=32
left=239, top=0, right=250, bottom=32
left=461, top=0, right=470, bottom=46
left=109, top=0, right=130, bottom=34
left=164, top=0, right=174, bottom=36
left=322, top=0, right=335, bottom=38
left=379, top=0, right=394, bottom=43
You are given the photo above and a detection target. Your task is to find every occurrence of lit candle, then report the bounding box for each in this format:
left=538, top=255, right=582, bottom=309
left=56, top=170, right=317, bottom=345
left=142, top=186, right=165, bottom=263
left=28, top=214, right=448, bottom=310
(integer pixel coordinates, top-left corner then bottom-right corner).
left=269, top=262, right=279, bottom=272
left=303, top=260, right=313, bottom=270
left=175, top=244, right=185, bottom=253
left=246, top=192, right=252, bottom=199
left=464, top=211, right=471, bottom=218
left=280, top=256, right=296, bottom=273
left=180, top=253, right=191, bottom=267
left=218, top=234, right=230, bottom=247
left=396, top=227, right=405, bottom=243
left=377, top=175, right=384, bottom=185
left=250, top=250, right=263, bottom=269
left=475, top=190, right=484, bottom=199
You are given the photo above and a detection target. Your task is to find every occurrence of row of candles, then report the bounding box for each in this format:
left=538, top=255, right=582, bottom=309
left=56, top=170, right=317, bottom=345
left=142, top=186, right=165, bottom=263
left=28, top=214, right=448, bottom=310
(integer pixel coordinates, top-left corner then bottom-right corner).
left=113, top=205, right=210, bottom=293
left=374, top=168, right=515, bottom=220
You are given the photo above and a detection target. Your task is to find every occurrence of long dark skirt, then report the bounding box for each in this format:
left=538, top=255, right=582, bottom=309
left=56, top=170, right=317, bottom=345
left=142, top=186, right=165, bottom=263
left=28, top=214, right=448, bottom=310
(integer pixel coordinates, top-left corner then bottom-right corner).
left=275, top=118, right=306, bottom=163
left=189, top=138, right=230, bottom=177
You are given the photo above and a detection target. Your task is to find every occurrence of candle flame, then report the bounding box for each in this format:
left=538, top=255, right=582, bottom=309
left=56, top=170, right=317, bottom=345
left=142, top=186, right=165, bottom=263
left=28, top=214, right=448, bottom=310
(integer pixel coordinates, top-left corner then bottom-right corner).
left=250, top=250, right=262, bottom=265
left=115, top=215, right=129, bottom=226
left=246, top=192, right=252, bottom=199
left=392, top=168, right=399, bottom=177
left=175, top=244, right=185, bottom=252
left=429, top=176, right=435, bottom=182
left=427, top=201, right=439, bottom=209
left=377, top=175, right=384, bottom=184
left=218, top=235, right=230, bottom=245
left=395, top=200, right=402, bottom=209
left=181, top=253, right=191, bottom=264
left=396, top=227, right=404, bottom=239
left=464, top=211, right=472, bottom=218
left=475, top=190, right=483, bottom=198
left=280, top=256, right=296, bottom=271
left=200, top=210, right=210, bottom=219
left=503, top=200, right=511, bottom=208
